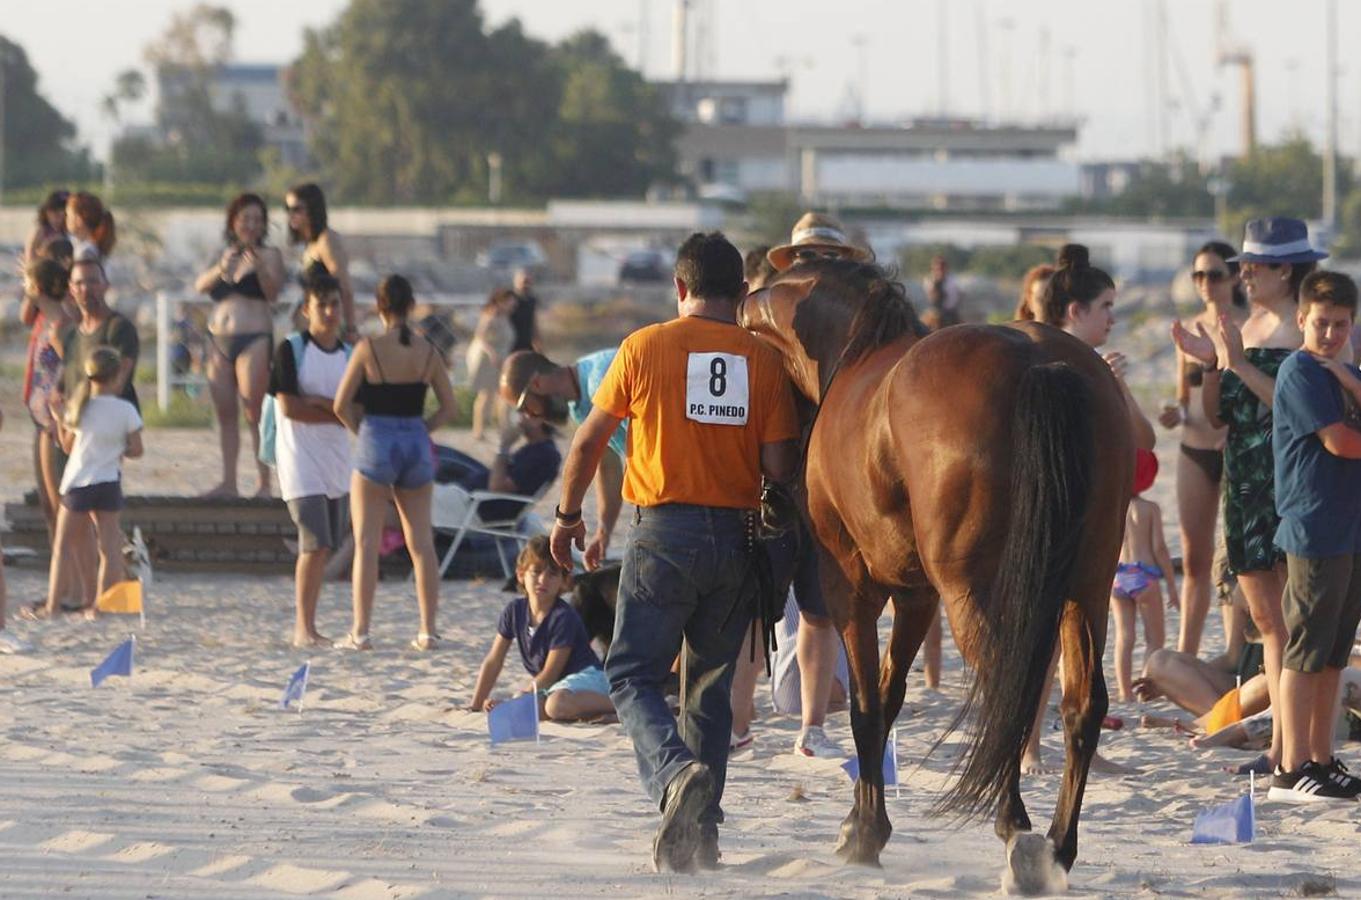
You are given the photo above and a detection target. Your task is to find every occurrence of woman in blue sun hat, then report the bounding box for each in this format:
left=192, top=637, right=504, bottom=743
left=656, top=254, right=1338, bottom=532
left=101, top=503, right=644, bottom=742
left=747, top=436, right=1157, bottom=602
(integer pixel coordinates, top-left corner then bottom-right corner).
left=1173, top=215, right=1327, bottom=775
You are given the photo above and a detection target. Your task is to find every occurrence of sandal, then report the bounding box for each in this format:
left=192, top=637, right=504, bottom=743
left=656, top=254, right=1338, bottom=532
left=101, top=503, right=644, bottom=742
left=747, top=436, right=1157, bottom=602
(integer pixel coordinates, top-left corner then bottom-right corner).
left=411, top=633, right=441, bottom=651
left=337, top=632, right=372, bottom=651
left=18, top=601, right=54, bottom=622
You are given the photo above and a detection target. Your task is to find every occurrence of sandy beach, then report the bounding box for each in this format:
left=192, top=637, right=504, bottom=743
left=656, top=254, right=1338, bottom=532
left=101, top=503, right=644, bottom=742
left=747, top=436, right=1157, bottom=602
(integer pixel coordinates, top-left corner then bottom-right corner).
left=3, top=309, right=1361, bottom=898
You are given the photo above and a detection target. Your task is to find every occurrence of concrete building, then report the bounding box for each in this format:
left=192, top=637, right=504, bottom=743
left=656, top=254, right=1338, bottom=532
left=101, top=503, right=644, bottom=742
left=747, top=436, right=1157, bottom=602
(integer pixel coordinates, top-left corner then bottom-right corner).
left=656, top=80, right=1081, bottom=211
left=158, top=63, right=309, bottom=168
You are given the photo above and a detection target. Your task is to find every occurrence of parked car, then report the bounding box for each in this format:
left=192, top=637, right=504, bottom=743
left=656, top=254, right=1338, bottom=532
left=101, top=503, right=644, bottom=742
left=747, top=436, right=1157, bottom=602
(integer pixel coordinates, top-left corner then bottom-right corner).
left=618, top=249, right=672, bottom=283
left=476, top=240, right=547, bottom=276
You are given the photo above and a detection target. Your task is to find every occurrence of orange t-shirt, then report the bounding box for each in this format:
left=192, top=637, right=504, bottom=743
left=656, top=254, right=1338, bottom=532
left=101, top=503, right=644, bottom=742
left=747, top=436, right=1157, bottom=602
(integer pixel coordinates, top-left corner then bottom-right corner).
left=593, top=316, right=798, bottom=509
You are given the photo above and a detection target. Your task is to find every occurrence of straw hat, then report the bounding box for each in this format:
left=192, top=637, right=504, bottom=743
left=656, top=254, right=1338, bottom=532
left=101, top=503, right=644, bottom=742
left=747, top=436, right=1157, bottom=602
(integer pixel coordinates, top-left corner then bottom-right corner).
left=767, top=212, right=872, bottom=271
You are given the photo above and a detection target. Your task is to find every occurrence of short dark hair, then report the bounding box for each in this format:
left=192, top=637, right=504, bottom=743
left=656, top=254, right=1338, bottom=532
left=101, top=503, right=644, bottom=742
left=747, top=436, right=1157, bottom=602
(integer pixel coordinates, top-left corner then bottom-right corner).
left=1300, top=270, right=1359, bottom=314
left=675, top=232, right=744, bottom=301
left=743, top=245, right=777, bottom=291
left=71, top=257, right=107, bottom=280
left=28, top=258, right=69, bottom=299
left=304, top=272, right=341, bottom=302
left=287, top=182, right=328, bottom=244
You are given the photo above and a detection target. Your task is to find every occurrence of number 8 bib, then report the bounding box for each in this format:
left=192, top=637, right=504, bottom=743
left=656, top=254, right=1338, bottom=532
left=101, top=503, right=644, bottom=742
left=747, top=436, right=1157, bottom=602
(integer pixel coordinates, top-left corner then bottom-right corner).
left=685, top=352, right=749, bottom=425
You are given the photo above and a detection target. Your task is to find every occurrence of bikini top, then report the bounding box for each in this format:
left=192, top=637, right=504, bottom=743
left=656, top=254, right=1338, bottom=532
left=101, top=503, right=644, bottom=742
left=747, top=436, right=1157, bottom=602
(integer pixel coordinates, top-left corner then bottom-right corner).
left=209, top=269, right=266, bottom=302
left=357, top=340, right=432, bottom=417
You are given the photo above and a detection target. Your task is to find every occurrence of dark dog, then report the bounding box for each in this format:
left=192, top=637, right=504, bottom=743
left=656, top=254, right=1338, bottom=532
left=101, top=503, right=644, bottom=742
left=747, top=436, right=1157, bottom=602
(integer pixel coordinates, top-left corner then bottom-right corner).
left=570, top=563, right=621, bottom=652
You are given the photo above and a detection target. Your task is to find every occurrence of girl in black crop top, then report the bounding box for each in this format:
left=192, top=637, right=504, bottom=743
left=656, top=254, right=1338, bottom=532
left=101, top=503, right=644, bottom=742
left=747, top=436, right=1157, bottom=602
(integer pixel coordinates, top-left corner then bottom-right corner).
left=332, top=275, right=458, bottom=653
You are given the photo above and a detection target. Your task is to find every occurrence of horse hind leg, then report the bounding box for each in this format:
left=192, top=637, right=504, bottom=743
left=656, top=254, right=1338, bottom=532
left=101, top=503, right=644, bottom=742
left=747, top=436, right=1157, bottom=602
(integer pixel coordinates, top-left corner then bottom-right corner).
left=1043, top=602, right=1109, bottom=881
left=878, top=587, right=938, bottom=729
left=833, top=590, right=892, bottom=866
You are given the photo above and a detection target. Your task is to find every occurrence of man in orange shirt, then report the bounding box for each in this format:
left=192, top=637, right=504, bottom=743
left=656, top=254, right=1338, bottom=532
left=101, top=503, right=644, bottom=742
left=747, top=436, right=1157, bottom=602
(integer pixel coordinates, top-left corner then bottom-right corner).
left=551, top=232, right=799, bottom=873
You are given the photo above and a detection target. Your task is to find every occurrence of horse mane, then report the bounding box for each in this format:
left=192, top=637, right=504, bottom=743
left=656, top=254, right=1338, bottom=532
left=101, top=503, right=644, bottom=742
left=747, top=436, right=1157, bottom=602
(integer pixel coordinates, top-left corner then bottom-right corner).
left=774, top=258, right=927, bottom=366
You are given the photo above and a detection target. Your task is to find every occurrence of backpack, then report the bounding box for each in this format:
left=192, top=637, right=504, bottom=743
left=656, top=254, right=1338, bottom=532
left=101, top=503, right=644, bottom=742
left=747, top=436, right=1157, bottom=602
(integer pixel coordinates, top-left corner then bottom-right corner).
left=259, top=333, right=351, bottom=467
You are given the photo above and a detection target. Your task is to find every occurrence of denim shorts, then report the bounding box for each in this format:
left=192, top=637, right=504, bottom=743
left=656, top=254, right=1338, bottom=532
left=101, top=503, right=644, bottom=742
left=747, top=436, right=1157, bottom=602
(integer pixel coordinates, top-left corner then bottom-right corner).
left=355, top=415, right=434, bottom=489
left=547, top=666, right=611, bottom=696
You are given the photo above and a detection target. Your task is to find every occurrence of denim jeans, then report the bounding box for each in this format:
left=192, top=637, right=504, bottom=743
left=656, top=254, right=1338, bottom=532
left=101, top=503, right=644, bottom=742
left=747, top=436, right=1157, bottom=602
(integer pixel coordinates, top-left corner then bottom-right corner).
left=605, top=503, right=755, bottom=825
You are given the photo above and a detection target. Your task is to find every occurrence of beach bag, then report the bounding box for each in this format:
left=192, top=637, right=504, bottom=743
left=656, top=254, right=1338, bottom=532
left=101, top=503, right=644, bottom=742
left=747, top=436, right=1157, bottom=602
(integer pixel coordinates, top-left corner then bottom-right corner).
left=259, top=334, right=351, bottom=467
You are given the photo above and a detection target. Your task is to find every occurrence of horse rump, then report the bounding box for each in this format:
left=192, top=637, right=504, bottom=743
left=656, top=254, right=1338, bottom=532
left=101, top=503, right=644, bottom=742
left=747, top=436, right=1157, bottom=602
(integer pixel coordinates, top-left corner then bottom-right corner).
left=933, top=361, right=1094, bottom=820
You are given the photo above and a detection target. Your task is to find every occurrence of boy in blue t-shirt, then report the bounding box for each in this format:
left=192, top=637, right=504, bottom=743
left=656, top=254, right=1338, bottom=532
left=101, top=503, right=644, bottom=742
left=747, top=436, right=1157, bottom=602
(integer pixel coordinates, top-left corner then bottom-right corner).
left=468, top=535, right=614, bottom=721
left=1268, top=270, right=1361, bottom=803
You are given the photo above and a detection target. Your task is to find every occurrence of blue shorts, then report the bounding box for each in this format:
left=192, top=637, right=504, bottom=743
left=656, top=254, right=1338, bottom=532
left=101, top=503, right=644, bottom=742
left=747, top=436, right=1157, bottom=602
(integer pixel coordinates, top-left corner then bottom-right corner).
left=356, top=416, right=434, bottom=489
left=546, top=666, right=611, bottom=696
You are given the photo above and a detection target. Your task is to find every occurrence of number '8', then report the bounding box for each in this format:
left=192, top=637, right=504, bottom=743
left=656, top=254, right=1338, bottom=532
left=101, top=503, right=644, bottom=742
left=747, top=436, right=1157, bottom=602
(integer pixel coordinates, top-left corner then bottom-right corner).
left=709, top=357, right=727, bottom=397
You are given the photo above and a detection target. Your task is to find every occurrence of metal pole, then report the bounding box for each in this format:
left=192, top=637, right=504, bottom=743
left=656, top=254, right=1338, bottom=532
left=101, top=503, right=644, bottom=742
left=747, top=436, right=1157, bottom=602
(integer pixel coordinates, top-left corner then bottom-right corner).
left=0, top=43, right=6, bottom=209
left=1323, top=0, right=1338, bottom=234
left=156, top=291, right=171, bottom=412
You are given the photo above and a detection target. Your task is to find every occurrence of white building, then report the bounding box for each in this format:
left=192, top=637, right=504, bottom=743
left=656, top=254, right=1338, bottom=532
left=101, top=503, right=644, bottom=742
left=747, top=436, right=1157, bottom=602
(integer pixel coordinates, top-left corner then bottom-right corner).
left=656, top=80, right=1081, bottom=211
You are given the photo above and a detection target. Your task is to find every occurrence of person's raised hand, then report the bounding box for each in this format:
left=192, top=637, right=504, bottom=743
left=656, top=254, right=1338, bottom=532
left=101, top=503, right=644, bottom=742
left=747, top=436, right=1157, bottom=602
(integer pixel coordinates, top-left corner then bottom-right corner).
left=1312, top=353, right=1361, bottom=389
left=1158, top=404, right=1184, bottom=429
left=1102, top=350, right=1128, bottom=381
left=1171, top=320, right=1217, bottom=366
left=550, top=519, right=585, bottom=571
left=1215, top=313, right=1245, bottom=371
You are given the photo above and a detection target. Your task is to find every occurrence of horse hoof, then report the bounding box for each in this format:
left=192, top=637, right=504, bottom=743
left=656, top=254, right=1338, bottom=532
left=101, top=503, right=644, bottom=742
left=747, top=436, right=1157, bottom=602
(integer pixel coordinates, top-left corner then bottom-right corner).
left=1002, top=833, right=1067, bottom=896
left=834, top=827, right=884, bottom=868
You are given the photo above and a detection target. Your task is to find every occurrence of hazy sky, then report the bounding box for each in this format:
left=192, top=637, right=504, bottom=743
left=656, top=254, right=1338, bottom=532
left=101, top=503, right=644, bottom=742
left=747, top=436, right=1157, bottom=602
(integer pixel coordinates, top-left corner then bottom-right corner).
left=5, top=0, right=1356, bottom=163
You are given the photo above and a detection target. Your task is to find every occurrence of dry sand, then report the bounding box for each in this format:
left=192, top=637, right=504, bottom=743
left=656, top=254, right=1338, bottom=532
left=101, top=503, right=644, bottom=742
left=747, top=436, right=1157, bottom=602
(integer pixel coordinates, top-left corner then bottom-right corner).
left=3, top=316, right=1360, bottom=896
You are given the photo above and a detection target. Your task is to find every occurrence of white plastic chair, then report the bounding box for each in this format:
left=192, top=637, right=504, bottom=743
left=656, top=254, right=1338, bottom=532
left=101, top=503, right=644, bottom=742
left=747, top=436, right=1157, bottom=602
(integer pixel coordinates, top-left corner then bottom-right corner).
left=430, top=482, right=548, bottom=579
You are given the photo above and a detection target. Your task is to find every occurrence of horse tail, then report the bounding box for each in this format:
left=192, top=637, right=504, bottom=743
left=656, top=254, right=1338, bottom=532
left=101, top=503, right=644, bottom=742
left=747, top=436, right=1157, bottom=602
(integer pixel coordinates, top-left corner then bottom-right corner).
left=933, top=360, right=1093, bottom=821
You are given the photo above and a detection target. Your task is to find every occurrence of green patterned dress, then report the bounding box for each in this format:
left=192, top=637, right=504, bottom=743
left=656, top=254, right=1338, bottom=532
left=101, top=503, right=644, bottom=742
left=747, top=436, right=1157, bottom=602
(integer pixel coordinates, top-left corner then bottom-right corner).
left=1218, top=347, right=1292, bottom=574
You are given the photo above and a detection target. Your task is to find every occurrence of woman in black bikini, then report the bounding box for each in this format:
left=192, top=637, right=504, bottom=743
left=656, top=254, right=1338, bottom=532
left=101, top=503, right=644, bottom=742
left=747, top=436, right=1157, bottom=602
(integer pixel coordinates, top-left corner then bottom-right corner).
left=195, top=192, right=286, bottom=497
left=286, top=183, right=356, bottom=340
left=1160, top=242, right=1248, bottom=656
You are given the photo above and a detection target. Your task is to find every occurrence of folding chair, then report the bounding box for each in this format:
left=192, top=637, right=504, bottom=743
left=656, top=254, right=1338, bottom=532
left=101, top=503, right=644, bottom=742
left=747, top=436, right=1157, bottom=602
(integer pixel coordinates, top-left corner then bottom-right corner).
left=430, top=481, right=549, bottom=579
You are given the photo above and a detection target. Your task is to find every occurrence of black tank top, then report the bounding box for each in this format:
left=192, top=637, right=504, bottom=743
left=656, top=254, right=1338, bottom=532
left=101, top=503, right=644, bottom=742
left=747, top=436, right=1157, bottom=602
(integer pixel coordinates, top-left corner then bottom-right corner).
left=357, top=338, right=431, bottom=417
left=209, top=269, right=266, bottom=301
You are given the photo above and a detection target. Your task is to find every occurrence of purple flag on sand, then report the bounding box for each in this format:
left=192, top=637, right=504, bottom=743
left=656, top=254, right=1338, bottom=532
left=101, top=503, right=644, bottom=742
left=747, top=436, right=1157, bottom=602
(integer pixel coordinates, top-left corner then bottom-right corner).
left=280, top=662, right=310, bottom=710
left=90, top=637, right=135, bottom=688
left=488, top=691, right=540, bottom=744
left=1190, top=793, right=1254, bottom=844
left=842, top=738, right=898, bottom=785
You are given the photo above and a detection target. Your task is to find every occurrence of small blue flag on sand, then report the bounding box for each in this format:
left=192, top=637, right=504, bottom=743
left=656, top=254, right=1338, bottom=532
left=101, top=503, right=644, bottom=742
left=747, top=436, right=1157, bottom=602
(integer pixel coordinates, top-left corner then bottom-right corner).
left=90, top=636, right=135, bottom=687
left=843, top=733, right=898, bottom=786
left=280, top=662, right=310, bottom=710
left=1191, top=792, right=1255, bottom=844
left=488, top=691, right=540, bottom=744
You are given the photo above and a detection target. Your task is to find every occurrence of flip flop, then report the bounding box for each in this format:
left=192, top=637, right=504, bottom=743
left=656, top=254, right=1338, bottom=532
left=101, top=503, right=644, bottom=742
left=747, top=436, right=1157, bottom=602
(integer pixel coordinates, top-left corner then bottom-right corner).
left=1101, top=716, right=1124, bottom=731
left=18, top=601, right=53, bottom=622
left=411, top=633, right=441, bottom=651
left=337, top=632, right=372, bottom=651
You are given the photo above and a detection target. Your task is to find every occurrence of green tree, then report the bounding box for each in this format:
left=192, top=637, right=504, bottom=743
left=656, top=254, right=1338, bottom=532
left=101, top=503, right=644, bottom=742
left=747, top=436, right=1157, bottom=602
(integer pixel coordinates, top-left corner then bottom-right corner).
left=289, top=0, right=678, bottom=204
left=0, top=36, right=95, bottom=188
left=1066, top=152, right=1213, bottom=219
left=531, top=31, right=678, bottom=199
left=109, top=4, right=265, bottom=185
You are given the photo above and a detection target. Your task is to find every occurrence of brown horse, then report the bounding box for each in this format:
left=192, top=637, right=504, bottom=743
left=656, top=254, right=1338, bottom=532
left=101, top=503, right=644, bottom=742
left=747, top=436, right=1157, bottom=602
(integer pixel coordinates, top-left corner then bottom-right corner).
left=739, top=259, right=1133, bottom=892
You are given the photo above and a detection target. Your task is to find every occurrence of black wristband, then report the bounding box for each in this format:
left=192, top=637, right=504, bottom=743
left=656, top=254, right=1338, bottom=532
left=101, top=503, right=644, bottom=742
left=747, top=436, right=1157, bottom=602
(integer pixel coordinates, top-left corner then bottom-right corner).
left=554, top=505, right=582, bottom=526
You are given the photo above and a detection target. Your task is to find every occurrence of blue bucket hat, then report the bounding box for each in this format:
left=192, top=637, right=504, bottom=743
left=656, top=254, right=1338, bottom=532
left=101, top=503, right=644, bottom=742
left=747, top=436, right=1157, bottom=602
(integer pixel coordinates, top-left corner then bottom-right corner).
left=1231, top=217, right=1328, bottom=264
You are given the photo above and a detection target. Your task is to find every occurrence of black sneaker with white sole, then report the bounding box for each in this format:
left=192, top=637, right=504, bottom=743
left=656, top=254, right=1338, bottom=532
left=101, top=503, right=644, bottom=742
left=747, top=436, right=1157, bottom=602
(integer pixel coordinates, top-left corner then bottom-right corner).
left=1325, top=758, right=1361, bottom=798
left=1267, top=761, right=1359, bottom=803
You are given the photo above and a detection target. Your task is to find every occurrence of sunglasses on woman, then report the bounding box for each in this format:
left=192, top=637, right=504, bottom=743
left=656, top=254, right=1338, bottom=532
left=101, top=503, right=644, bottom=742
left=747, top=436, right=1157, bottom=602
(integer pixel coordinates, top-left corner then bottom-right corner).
left=1191, top=270, right=1229, bottom=283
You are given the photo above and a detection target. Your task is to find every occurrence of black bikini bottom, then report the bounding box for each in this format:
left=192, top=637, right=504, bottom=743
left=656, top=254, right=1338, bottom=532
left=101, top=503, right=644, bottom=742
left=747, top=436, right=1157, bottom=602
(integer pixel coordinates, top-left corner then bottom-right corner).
left=209, top=331, right=271, bottom=364
left=1180, top=443, right=1223, bottom=485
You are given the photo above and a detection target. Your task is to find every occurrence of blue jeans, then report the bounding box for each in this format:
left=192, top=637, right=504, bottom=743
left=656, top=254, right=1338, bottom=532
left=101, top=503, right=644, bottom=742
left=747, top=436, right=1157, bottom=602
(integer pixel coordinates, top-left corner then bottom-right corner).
left=605, top=503, right=755, bottom=825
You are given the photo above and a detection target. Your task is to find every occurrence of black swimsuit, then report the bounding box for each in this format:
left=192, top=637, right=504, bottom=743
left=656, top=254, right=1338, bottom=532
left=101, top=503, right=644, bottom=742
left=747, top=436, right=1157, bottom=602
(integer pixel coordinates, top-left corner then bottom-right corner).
left=207, top=264, right=271, bottom=363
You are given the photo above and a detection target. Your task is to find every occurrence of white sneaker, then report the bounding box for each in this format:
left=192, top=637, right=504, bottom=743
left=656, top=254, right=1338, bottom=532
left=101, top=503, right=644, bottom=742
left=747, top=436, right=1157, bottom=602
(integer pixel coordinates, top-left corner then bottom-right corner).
left=0, top=630, right=33, bottom=654
left=730, top=730, right=755, bottom=752
left=794, top=725, right=844, bottom=758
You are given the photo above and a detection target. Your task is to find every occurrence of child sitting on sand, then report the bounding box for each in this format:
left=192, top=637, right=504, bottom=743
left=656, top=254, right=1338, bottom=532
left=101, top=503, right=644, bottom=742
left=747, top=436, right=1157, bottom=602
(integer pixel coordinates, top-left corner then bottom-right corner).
left=1111, top=449, right=1178, bottom=702
left=468, top=536, right=614, bottom=721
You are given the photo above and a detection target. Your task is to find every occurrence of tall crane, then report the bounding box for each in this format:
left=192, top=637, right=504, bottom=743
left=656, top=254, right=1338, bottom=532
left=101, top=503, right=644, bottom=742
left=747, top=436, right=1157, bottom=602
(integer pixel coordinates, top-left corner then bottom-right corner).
left=1214, top=0, right=1256, bottom=156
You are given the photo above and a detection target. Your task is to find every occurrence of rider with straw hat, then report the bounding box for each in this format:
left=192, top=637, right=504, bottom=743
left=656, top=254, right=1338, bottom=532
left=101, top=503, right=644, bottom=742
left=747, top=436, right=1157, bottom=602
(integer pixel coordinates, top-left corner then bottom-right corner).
left=767, top=212, right=871, bottom=272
